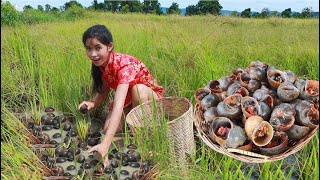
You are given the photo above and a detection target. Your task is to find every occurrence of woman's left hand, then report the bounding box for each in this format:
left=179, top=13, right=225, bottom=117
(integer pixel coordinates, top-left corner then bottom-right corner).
left=87, top=142, right=110, bottom=167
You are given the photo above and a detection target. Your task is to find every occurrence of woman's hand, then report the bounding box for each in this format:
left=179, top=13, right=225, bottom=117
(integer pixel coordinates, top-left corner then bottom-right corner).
left=87, top=142, right=110, bottom=167
left=78, top=101, right=95, bottom=113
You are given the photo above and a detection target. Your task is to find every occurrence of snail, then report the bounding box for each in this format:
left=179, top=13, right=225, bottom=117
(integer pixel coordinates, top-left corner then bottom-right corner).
left=216, top=94, right=242, bottom=119
left=269, top=103, right=295, bottom=131
left=194, top=88, right=211, bottom=105
left=295, top=100, right=319, bottom=129
left=277, top=82, right=300, bottom=102
left=244, top=115, right=274, bottom=147
left=209, top=117, right=246, bottom=148
left=267, top=67, right=286, bottom=89
left=285, top=124, right=310, bottom=141
left=259, top=131, right=288, bottom=156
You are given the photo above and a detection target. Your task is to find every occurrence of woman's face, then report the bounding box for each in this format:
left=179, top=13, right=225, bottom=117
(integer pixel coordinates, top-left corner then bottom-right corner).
left=85, top=38, right=113, bottom=67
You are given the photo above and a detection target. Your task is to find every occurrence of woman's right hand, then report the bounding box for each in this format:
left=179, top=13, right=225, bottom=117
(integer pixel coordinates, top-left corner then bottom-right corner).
left=78, top=101, right=95, bottom=113
left=87, top=142, right=110, bottom=167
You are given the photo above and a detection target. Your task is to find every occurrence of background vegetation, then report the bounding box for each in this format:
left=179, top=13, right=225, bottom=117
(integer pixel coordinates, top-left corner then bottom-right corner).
left=1, top=3, right=319, bottom=180
left=1, top=0, right=319, bottom=27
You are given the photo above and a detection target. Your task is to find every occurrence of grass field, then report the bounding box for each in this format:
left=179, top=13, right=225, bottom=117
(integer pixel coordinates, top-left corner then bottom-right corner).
left=1, top=12, right=319, bottom=179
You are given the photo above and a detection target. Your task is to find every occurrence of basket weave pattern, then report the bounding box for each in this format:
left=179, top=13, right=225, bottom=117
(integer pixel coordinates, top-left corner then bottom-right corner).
left=126, top=97, right=195, bottom=162
left=194, top=104, right=319, bottom=163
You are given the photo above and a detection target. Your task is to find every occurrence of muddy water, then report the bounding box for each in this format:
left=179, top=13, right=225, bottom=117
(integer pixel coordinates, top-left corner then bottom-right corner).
left=44, top=128, right=141, bottom=178
left=40, top=111, right=144, bottom=179
left=42, top=128, right=68, bottom=144
left=82, top=134, right=142, bottom=179
left=52, top=138, right=142, bottom=178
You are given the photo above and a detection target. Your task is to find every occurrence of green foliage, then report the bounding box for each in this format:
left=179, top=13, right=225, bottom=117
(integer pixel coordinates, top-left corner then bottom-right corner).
left=251, top=12, right=260, bottom=18
left=45, top=4, right=51, bottom=12
left=260, top=8, right=270, bottom=18
left=37, top=5, right=44, bottom=12
left=1, top=1, right=19, bottom=26
left=167, top=2, right=181, bottom=15
left=65, top=4, right=87, bottom=20
left=301, top=7, right=313, bottom=18
left=241, top=8, right=251, bottom=18
left=185, top=0, right=223, bottom=16
left=51, top=7, right=60, bottom=13
left=252, top=8, right=271, bottom=19
left=21, top=9, right=56, bottom=24
left=186, top=5, right=199, bottom=16
left=126, top=1, right=142, bottom=13
left=142, top=0, right=162, bottom=15
left=120, top=4, right=130, bottom=13
left=197, top=0, right=223, bottom=15
left=103, top=1, right=118, bottom=12
left=271, top=11, right=279, bottom=17
left=281, top=8, right=292, bottom=18
left=1, top=11, right=319, bottom=180
left=1, top=0, right=318, bottom=27
left=231, top=11, right=239, bottom=17
left=89, top=0, right=106, bottom=11
left=23, top=5, right=34, bottom=12
left=63, top=0, right=83, bottom=11
left=92, top=0, right=142, bottom=13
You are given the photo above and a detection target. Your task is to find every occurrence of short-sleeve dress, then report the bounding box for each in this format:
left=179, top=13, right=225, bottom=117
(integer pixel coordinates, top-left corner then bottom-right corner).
left=99, top=52, right=164, bottom=111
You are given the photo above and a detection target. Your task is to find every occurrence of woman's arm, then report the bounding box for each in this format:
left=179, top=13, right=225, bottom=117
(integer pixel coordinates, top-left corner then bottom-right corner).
left=102, top=83, right=128, bottom=140
left=91, top=81, right=110, bottom=107
left=87, top=83, right=129, bottom=166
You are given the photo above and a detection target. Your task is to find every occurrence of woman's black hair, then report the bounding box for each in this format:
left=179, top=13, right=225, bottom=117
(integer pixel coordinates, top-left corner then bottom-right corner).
left=82, top=25, right=113, bottom=94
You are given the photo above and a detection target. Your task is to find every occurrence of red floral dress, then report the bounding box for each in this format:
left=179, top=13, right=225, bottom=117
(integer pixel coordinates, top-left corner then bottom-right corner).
left=99, top=52, right=164, bottom=110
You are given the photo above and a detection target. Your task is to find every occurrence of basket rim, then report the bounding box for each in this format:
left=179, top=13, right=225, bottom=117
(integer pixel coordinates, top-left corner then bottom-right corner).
left=193, top=103, right=319, bottom=163
left=126, top=96, right=193, bottom=126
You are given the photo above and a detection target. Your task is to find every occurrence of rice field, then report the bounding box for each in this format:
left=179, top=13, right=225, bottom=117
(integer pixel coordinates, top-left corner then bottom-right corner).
left=1, top=12, right=319, bottom=179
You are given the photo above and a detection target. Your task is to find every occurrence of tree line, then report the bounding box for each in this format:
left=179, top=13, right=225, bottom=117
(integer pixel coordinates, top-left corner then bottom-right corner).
left=233, top=7, right=316, bottom=18
left=1, top=0, right=318, bottom=26
left=8, top=0, right=320, bottom=17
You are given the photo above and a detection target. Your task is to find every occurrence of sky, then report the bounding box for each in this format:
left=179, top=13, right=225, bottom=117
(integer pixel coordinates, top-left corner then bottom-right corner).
left=4, top=0, right=319, bottom=13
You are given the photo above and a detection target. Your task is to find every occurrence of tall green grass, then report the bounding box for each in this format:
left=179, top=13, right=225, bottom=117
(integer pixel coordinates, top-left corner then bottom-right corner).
left=1, top=12, right=319, bottom=179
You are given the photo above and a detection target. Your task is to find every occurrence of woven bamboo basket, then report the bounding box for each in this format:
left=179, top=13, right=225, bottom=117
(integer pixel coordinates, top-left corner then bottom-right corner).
left=126, top=97, right=196, bottom=163
left=194, top=104, right=319, bottom=163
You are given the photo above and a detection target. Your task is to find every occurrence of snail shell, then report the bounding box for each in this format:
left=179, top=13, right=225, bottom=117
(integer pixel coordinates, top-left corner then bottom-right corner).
left=285, top=124, right=310, bottom=141
left=277, top=82, right=300, bottom=102
left=239, top=73, right=250, bottom=88
left=270, top=103, right=295, bottom=131
left=267, top=68, right=286, bottom=89
left=295, top=100, right=319, bottom=129
left=194, top=88, right=211, bottom=105
left=259, top=131, right=288, bottom=156
left=225, top=126, right=246, bottom=148
left=283, top=70, right=297, bottom=84
left=200, top=93, right=221, bottom=110
left=216, top=94, right=242, bottom=119
left=248, top=66, right=267, bottom=81
left=241, top=96, right=260, bottom=119
left=244, top=115, right=274, bottom=147
left=203, top=107, right=219, bottom=124
left=218, top=76, right=233, bottom=91
left=207, top=80, right=223, bottom=93
left=209, top=117, right=246, bottom=148
left=303, top=80, right=319, bottom=102
left=209, top=117, right=233, bottom=146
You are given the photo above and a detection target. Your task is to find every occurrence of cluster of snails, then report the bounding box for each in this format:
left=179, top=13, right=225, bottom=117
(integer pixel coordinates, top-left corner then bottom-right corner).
left=27, top=106, right=76, bottom=146
left=195, top=61, right=319, bottom=155
left=94, top=144, right=154, bottom=179
left=40, top=143, right=153, bottom=179
left=26, top=106, right=154, bottom=179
